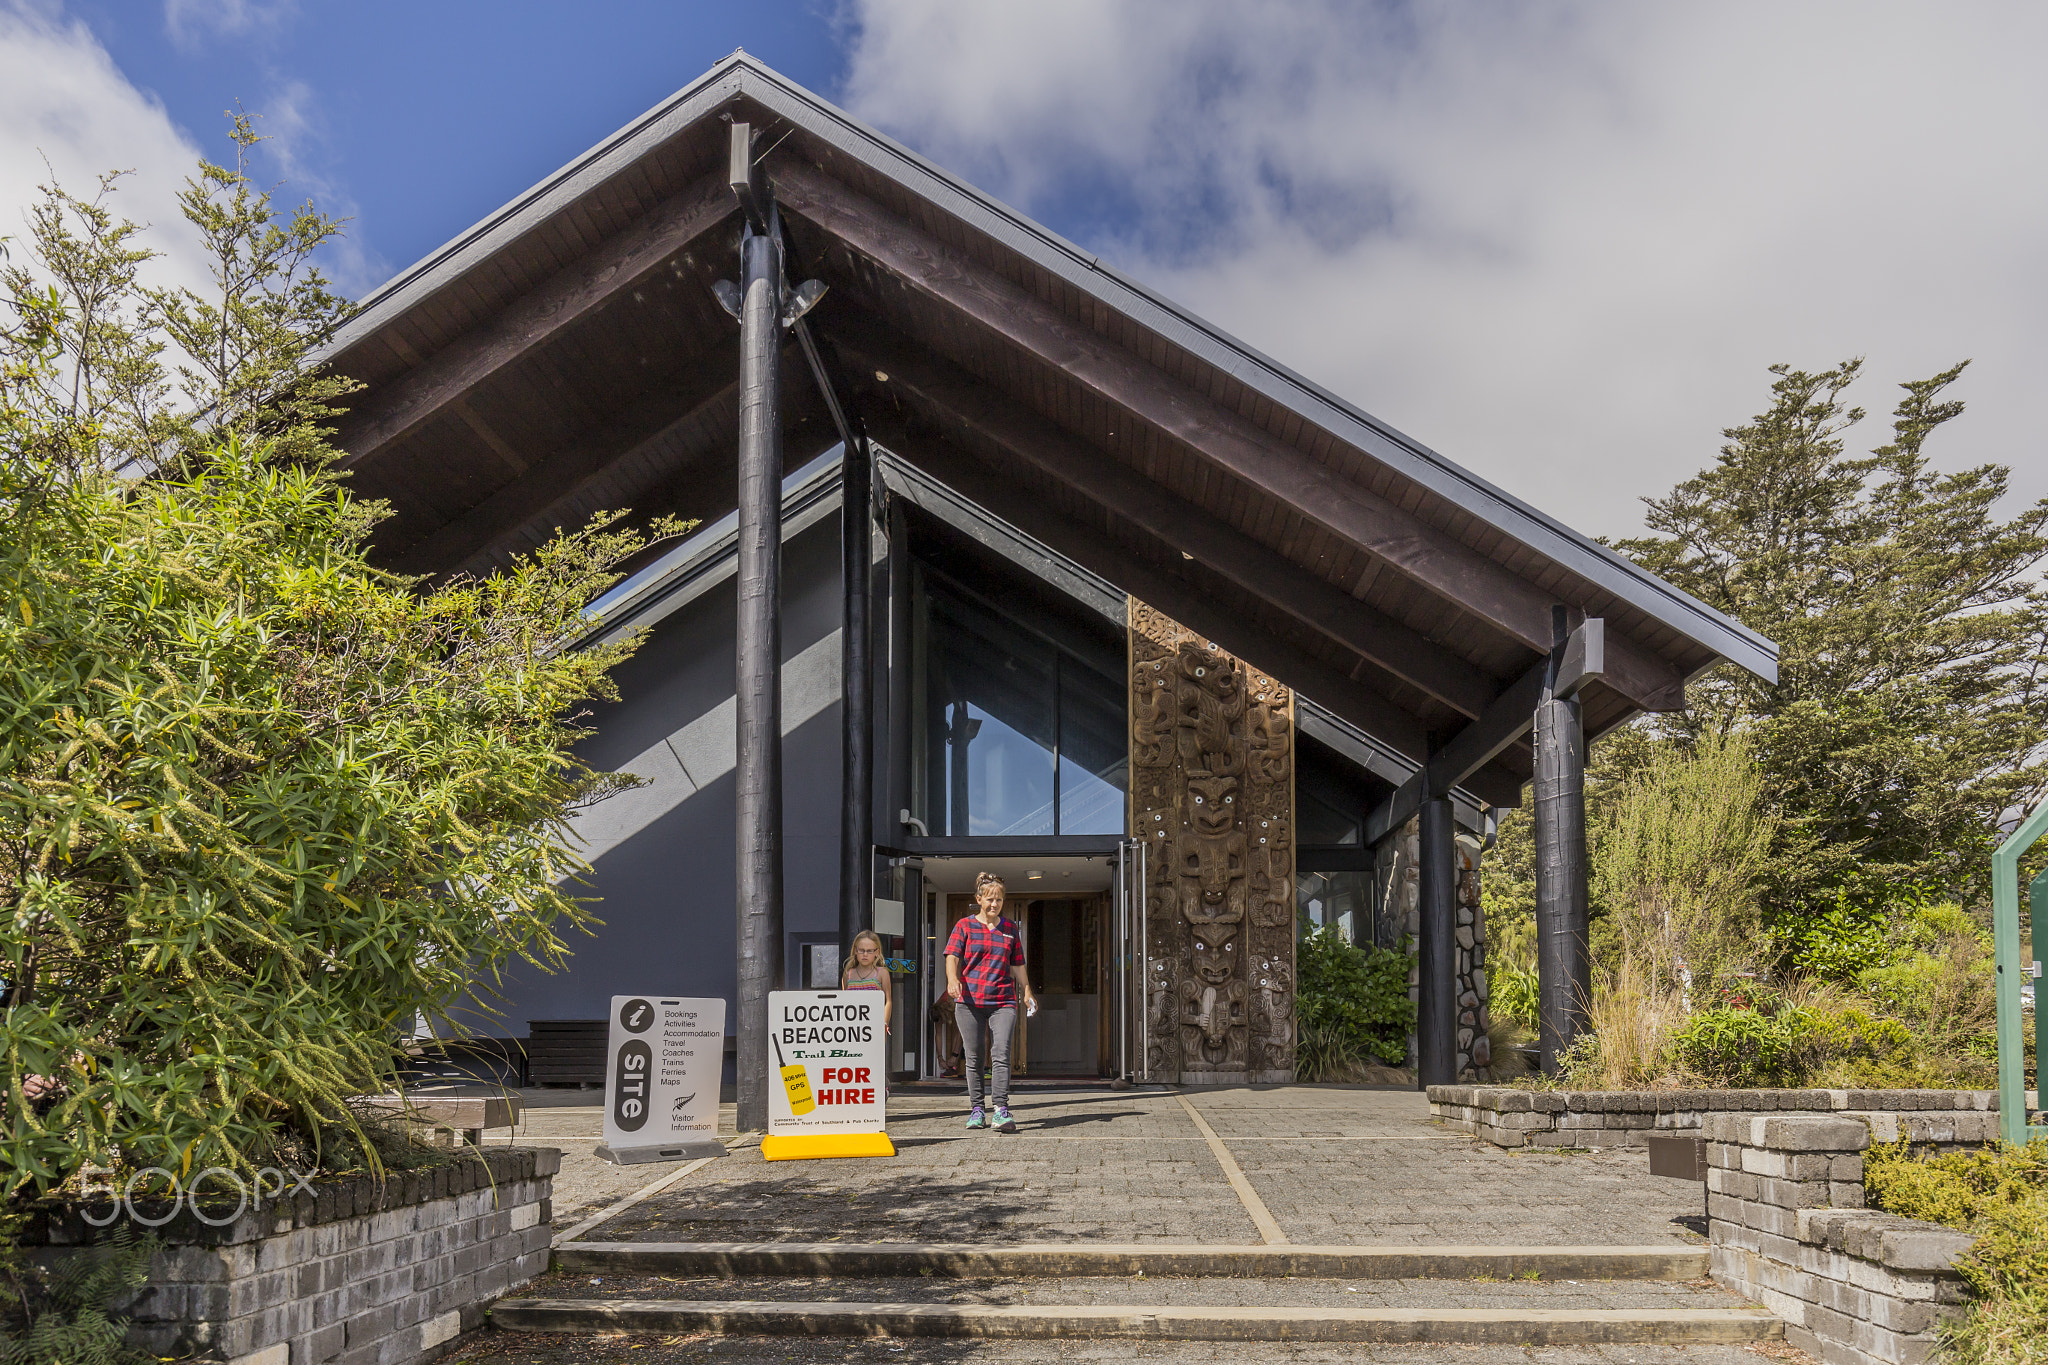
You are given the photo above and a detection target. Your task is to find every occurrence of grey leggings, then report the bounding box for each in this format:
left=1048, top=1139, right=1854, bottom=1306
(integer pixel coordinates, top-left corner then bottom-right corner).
left=954, top=1002, right=1017, bottom=1108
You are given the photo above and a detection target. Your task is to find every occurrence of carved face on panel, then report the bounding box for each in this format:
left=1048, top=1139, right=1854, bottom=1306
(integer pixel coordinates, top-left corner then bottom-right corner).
left=1186, top=773, right=1239, bottom=837
left=1191, top=921, right=1238, bottom=984
left=1175, top=640, right=1239, bottom=699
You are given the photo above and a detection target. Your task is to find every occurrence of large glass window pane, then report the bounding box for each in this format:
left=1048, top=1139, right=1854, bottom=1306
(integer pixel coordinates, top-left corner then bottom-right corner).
left=927, top=590, right=1056, bottom=836
left=920, top=567, right=1128, bottom=838
left=1057, top=651, right=1129, bottom=835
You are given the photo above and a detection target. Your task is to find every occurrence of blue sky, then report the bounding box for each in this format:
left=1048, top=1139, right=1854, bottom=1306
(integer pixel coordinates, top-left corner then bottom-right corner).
left=4, top=1, right=2045, bottom=535
left=56, top=0, right=848, bottom=291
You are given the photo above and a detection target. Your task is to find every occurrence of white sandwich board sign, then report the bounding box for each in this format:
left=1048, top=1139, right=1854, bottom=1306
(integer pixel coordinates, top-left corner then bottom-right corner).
left=763, top=989, right=894, bottom=1160
left=595, top=995, right=727, bottom=1165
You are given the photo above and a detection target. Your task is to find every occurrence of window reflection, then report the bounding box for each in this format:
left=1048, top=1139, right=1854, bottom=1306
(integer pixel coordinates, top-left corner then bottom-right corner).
left=1296, top=869, right=1385, bottom=948
left=919, top=570, right=1126, bottom=837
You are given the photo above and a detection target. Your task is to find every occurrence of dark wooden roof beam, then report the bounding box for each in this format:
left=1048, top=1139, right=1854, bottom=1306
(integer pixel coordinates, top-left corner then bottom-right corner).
left=390, top=337, right=765, bottom=575
left=774, top=162, right=1685, bottom=714
left=338, top=175, right=738, bottom=467
left=875, top=415, right=1525, bottom=809
left=831, top=315, right=1497, bottom=719
left=1363, top=617, right=1602, bottom=842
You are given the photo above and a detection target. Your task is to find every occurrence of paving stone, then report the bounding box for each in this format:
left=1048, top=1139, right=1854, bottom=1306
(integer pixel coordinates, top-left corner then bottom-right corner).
left=554, top=1088, right=1703, bottom=1249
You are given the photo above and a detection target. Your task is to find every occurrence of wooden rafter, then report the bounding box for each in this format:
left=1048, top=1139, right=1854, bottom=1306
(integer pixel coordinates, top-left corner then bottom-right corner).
left=830, top=316, right=1500, bottom=721
left=339, top=176, right=736, bottom=468
left=774, top=163, right=1686, bottom=714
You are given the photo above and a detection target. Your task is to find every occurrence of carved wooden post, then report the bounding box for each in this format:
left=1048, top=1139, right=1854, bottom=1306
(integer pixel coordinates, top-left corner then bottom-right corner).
left=1128, top=605, right=1295, bottom=1085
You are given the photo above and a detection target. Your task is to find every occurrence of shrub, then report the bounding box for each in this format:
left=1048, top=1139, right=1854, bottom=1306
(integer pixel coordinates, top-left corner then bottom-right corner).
left=1593, top=730, right=1776, bottom=993
left=1668, top=1007, right=1802, bottom=1087
left=1795, top=1007, right=1919, bottom=1081
left=1491, top=961, right=1540, bottom=1030
left=1863, top=1140, right=2048, bottom=1364
left=1295, top=927, right=1415, bottom=1067
left=1293, top=1022, right=1364, bottom=1084
left=0, top=1220, right=155, bottom=1365
left=1856, top=902, right=1996, bottom=1059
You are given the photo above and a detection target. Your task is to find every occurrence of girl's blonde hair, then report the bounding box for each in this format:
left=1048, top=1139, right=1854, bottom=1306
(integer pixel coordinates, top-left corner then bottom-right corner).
left=845, top=929, right=885, bottom=978
left=974, top=871, right=1006, bottom=897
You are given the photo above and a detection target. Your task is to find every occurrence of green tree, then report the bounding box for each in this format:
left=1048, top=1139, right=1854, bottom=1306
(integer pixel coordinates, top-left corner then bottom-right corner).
left=1, top=125, right=683, bottom=1197
left=1614, top=360, right=2048, bottom=943
left=1594, top=729, right=1777, bottom=997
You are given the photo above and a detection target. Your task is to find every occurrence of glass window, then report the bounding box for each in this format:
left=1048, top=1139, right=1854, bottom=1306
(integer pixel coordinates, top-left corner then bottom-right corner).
left=918, top=570, right=1127, bottom=837
left=928, top=589, right=1056, bottom=837
left=1296, top=869, right=1380, bottom=947
left=1056, top=638, right=1128, bottom=836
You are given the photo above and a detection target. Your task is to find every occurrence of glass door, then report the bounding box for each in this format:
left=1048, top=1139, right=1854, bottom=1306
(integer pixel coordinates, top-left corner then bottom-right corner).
left=1114, top=838, right=1149, bottom=1083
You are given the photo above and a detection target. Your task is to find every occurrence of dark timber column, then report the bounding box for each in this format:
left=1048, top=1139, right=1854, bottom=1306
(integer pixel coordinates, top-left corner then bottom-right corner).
left=886, top=497, right=912, bottom=837
left=838, top=436, right=873, bottom=958
left=1535, top=610, right=1591, bottom=1076
left=1417, top=793, right=1459, bottom=1088
left=734, top=221, right=785, bottom=1135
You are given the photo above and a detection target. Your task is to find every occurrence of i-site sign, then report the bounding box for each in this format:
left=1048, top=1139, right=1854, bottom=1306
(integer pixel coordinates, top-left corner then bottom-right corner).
left=596, top=995, right=726, bottom=1165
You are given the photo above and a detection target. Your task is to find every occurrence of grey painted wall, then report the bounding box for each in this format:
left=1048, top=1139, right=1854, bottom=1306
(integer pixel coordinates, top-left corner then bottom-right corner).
left=481, top=518, right=845, bottom=1032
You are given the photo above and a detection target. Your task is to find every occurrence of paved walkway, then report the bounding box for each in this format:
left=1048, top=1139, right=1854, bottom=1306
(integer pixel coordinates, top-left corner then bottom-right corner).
left=476, top=1085, right=1707, bottom=1248
left=432, top=1086, right=1778, bottom=1365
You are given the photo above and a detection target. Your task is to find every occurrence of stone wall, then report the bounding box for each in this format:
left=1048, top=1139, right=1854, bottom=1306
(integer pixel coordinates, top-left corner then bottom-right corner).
left=21, top=1147, right=558, bottom=1365
left=1427, top=1086, right=1999, bottom=1149
left=1379, top=819, right=1491, bottom=1081
left=1704, top=1114, right=1973, bottom=1365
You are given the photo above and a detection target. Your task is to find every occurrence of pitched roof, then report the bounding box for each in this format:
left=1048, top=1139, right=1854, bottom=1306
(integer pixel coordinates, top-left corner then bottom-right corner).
left=327, top=51, right=1776, bottom=805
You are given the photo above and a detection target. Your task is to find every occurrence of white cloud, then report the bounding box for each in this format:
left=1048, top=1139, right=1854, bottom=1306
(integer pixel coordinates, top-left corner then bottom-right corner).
left=162, top=0, right=294, bottom=51
left=247, top=77, right=386, bottom=298
left=0, top=0, right=212, bottom=296
left=841, top=1, right=2048, bottom=538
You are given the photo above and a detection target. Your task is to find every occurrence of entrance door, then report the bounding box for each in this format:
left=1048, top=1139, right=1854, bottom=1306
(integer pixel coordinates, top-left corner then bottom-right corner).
left=1012, top=895, right=1105, bottom=1075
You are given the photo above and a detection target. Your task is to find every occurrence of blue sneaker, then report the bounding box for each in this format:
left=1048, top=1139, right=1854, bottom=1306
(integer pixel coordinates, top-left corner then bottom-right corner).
left=965, top=1106, right=986, bottom=1129
left=994, top=1105, right=1017, bottom=1133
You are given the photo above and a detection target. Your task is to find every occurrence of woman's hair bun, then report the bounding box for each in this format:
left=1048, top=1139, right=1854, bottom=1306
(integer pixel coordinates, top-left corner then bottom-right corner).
left=974, top=871, right=1006, bottom=895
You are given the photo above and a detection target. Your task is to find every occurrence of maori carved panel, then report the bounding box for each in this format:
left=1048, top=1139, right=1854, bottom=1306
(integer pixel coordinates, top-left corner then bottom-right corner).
left=1128, top=601, right=1295, bottom=1083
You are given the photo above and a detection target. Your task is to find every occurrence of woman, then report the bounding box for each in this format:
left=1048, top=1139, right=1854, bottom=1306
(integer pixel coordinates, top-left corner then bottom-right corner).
left=943, top=871, right=1036, bottom=1133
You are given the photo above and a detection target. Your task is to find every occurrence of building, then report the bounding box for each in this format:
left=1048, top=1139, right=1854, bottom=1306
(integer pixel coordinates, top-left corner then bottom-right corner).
left=324, top=54, right=1776, bottom=1093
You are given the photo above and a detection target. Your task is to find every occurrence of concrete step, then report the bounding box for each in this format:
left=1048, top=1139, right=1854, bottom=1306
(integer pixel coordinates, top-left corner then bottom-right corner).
left=519, top=1270, right=1741, bottom=1312
left=553, top=1239, right=1709, bottom=1280
left=490, top=1297, right=1783, bottom=1344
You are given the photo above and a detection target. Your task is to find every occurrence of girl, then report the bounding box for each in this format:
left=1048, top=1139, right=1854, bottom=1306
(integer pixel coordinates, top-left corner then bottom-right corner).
left=841, top=930, right=894, bottom=1081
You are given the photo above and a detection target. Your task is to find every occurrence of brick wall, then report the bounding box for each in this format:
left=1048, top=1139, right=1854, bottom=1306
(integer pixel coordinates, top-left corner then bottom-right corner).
left=1704, top=1114, right=1973, bottom=1365
left=22, top=1146, right=558, bottom=1365
left=1426, top=1086, right=1998, bottom=1150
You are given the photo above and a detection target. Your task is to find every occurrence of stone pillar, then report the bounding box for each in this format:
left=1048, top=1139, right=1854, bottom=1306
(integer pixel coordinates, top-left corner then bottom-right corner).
left=1453, top=831, right=1492, bottom=1081
left=1418, top=797, right=1458, bottom=1088
left=1383, top=815, right=1490, bottom=1083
